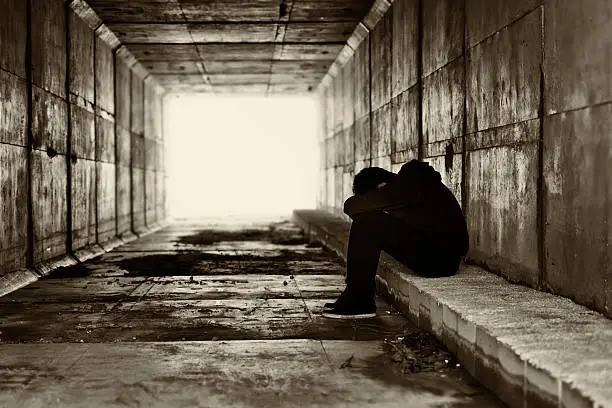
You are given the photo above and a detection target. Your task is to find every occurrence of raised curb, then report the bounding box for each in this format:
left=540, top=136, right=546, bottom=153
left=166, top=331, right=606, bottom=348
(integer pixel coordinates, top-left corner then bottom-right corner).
left=0, top=222, right=169, bottom=298
left=0, top=269, right=39, bottom=298
left=293, top=209, right=612, bottom=408
left=73, top=244, right=106, bottom=263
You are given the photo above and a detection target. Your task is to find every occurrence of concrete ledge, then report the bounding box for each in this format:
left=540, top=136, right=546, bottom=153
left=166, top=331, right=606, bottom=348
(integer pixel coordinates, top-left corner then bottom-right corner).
left=117, top=231, right=139, bottom=244
left=99, top=237, right=124, bottom=252
left=0, top=269, right=39, bottom=298
left=0, top=254, right=81, bottom=298
left=140, top=222, right=168, bottom=237
left=0, top=254, right=82, bottom=297
left=73, top=244, right=106, bottom=263
left=293, top=209, right=612, bottom=408
left=33, top=255, right=79, bottom=277
left=128, top=222, right=168, bottom=241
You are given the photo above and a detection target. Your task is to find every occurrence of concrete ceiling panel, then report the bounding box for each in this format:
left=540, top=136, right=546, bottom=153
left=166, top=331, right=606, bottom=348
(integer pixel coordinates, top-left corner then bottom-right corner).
left=87, top=1, right=185, bottom=23
left=200, top=60, right=331, bottom=76
left=154, top=74, right=205, bottom=85
left=202, top=60, right=273, bottom=74
left=270, top=60, right=330, bottom=74
left=283, top=22, right=356, bottom=43
left=196, top=44, right=275, bottom=60
left=178, top=0, right=282, bottom=22
left=269, top=83, right=315, bottom=94
left=290, top=1, right=375, bottom=22
left=268, top=73, right=323, bottom=84
left=204, top=73, right=321, bottom=85
left=143, top=61, right=202, bottom=74
left=163, top=83, right=213, bottom=93
left=128, top=44, right=200, bottom=61
left=279, top=44, right=343, bottom=60
left=200, top=60, right=331, bottom=75
left=109, top=24, right=192, bottom=43
left=269, top=84, right=313, bottom=93
left=207, top=74, right=271, bottom=85
left=189, top=23, right=278, bottom=43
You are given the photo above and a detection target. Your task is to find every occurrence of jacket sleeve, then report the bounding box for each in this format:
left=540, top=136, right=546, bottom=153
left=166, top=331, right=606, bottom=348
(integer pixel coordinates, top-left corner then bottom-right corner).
left=343, top=180, right=420, bottom=217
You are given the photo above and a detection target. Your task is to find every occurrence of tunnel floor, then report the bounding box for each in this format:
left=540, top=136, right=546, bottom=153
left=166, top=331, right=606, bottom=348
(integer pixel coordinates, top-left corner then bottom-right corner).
left=0, top=218, right=504, bottom=407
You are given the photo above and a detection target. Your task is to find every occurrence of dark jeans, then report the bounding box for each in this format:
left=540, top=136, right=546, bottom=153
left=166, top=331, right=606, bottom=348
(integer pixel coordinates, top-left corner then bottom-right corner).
left=343, top=211, right=460, bottom=302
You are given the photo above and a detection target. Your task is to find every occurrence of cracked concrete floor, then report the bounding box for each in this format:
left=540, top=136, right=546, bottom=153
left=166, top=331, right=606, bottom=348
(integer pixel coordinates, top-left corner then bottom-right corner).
left=0, top=217, right=505, bottom=407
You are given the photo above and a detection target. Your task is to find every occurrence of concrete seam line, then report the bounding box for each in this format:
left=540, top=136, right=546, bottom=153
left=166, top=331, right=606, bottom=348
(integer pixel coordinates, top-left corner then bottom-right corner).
left=536, top=4, right=546, bottom=290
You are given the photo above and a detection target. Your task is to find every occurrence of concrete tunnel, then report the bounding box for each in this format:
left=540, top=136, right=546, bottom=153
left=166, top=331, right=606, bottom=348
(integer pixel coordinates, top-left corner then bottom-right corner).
left=0, top=0, right=611, bottom=407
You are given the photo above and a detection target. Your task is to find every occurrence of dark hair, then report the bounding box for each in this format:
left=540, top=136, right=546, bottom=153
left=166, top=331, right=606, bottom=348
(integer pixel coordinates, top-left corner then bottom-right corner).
left=352, top=167, right=397, bottom=195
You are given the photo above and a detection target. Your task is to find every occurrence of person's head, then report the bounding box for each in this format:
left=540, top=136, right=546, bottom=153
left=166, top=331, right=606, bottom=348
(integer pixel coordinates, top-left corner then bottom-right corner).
left=352, top=167, right=397, bottom=195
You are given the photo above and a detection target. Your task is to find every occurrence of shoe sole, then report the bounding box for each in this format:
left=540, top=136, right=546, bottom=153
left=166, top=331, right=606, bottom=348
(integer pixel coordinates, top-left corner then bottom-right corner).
left=321, top=311, right=377, bottom=319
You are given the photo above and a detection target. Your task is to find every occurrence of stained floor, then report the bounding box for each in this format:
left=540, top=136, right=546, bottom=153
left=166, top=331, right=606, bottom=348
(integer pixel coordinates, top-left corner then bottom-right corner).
left=0, top=217, right=505, bottom=407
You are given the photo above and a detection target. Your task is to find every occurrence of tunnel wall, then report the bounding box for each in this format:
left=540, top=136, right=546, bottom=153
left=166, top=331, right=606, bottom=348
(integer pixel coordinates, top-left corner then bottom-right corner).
left=318, top=0, right=612, bottom=318
left=0, top=0, right=166, bottom=280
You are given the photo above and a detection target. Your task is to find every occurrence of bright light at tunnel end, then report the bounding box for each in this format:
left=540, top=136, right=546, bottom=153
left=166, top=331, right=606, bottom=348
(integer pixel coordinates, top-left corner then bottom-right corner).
left=164, top=93, right=320, bottom=220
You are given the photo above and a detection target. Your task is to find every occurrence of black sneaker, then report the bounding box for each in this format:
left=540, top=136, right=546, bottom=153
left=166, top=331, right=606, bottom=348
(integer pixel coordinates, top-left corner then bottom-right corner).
left=323, top=292, right=349, bottom=310
left=324, top=293, right=376, bottom=310
left=322, top=303, right=376, bottom=319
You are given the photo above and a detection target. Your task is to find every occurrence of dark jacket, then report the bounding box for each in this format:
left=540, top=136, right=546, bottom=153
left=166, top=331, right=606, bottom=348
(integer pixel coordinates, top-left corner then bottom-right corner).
left=343, top=160, right=469, bottom=256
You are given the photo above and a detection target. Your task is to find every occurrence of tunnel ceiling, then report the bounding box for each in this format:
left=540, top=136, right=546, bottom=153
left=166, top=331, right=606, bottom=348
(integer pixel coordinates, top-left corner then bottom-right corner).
left=86, top=0, right=377, bottom=94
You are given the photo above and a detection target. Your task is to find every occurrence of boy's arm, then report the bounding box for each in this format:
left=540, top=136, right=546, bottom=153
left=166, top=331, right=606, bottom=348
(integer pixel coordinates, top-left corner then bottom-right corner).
left=343, top=181, right=419, bottom=217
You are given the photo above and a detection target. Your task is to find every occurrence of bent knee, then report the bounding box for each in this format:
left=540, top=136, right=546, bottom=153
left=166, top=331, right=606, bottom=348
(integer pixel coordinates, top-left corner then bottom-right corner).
left=351, top=210, right=391, bottom=223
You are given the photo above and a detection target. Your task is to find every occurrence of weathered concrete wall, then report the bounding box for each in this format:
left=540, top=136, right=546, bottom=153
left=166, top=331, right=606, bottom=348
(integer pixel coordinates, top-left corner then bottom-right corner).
left=34, top=0, right=68, bottom=263
left=0, top=0, right=166, bottom=280
left=95, top=35, right=116, bottom=244
left=131, top=71, right=146, bottom=234
left=144, top=77, right=164, bottom=227
left=318, top=0, right=612, bottom=318
left=69, top=9, right=97, bottom=251
left=115, top=56, right=132, bottom=238
left=0, top=0, right=28, bottom=272
left=542, top=0, right=612, bottom=316
left=466, top=5, right=542, bottom=287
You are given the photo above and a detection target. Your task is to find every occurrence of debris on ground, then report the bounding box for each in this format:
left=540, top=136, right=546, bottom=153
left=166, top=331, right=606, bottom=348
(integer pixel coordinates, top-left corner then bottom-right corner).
left=382, top=331, right=458, bottom=373
left=340, top=355, right=355, bottom=369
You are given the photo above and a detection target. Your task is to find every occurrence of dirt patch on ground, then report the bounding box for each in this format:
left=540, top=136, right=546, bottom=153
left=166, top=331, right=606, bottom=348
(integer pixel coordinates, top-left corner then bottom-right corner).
left=43, top=264, right=92, bottom=279
left=43, top=249, right=339, bottom=279
left=115, top=250, right=337, bottom=277
left=43, top=222, right=335, bottom=279
left=177, top=229, right=269, bottom=246
left=118, top=253, right=203, bottom=277
left=175, top=224, right=312, bottom=247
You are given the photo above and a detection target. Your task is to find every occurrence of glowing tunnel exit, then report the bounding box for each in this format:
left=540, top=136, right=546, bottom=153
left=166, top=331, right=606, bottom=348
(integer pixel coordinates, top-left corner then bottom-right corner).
left=164, top=94, right=320, bottom=219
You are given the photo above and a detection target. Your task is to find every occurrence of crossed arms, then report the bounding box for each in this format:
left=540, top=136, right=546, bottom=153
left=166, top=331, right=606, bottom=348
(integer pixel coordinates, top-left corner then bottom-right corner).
left=343, top=182, right=417, bottom=219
